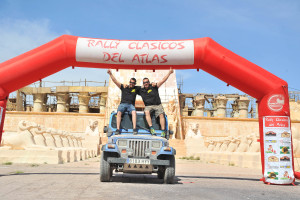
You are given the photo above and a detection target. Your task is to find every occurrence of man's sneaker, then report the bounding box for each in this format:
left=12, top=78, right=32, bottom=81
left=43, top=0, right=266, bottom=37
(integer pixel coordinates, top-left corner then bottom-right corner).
left=150, top=126, right=156, bottom=136
left=115, top=129, right=120, bottom=135
left=133, top=128, right=138, bottom=135
left=161, top=130, right=166, bottom=138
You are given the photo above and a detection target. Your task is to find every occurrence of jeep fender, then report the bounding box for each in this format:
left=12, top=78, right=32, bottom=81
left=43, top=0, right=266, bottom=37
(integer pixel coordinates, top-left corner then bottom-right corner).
left=157, top=147, right=176, bottom=156
left=101, top=144, right=120, bottom=155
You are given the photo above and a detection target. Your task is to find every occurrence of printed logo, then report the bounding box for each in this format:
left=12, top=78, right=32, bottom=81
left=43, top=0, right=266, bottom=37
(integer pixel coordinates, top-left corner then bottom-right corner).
left=267, top=172, right=278, bottom=180
left=265, top=131, right=276, bottom=137
left=280, top=165, right=291, bottom=169
left=267, top=164, right=279, bottom=169
left=131, top=89, right=136, bottom=93
left=268, top=94, right=285, bottom=112
left=147, top=89, right=152, bottom=93
left=280, top=146, right=290, bottom=154
left=280, top=156, right=290, bottom=162
left=281, top=132, right=290, bottom=138
left=268, top=156, right=279, bottom=162
left=265, top=140, right=277, bottom=143
left=279, top=139, right=291, bottom=145
left=266, top=145, right=276, bottom=154
left=281, top=171, right=292, bottom=180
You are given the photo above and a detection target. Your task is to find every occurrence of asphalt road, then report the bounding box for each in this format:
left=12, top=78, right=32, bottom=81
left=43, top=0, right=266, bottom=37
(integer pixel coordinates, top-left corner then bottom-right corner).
left=0, top=157, right=299, bottom=200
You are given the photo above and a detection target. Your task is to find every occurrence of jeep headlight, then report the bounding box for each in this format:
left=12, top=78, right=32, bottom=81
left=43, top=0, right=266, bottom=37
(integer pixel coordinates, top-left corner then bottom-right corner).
left=152, top=141, right=161, bottom=148
left=118, top=140, right=127, bottom=147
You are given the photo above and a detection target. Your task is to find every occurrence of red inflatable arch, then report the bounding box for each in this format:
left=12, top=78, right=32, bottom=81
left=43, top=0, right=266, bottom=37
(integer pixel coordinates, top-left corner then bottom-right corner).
left=0, top=35, right=298, bottom=184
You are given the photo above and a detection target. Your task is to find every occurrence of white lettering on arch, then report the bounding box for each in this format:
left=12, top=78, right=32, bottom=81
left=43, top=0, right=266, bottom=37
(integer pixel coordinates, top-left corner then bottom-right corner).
left=76, top=38, right=194, bottom=65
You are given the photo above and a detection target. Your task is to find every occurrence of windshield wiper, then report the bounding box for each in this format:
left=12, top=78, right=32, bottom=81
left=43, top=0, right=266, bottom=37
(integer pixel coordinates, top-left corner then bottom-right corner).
left=136, top=125, right=150, bottom=132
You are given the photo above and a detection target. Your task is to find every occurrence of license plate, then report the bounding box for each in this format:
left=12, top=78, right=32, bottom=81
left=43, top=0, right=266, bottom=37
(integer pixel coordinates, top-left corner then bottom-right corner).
left=127, top=158, right=150, bottom=165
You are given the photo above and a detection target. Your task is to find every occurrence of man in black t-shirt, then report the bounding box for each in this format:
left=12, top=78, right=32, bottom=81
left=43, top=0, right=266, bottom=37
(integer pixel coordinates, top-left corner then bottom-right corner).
left=138, top=68, right=174, bottom=137
left=107, top=69, right=140, bottom=135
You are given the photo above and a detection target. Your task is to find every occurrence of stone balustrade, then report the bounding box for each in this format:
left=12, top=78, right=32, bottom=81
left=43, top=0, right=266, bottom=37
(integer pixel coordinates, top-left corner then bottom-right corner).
left=0, top=120, right=99, bottom=164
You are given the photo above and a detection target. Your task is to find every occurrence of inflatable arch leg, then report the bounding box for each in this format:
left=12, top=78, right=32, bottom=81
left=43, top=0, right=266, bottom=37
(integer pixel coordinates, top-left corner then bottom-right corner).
left=258, top=86, right=297, bottom=184
left=0, top=96, right=7, bottom=144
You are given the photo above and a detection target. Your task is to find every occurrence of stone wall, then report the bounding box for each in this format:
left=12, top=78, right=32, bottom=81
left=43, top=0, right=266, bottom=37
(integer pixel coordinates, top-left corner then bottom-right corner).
left=4, top=111, right=106, bottom=135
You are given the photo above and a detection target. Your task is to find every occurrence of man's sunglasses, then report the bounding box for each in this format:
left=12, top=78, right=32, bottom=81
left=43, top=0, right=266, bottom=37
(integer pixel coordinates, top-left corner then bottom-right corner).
left=130, top=81, right=136, bottom=84
left=143, top=81, right=149, bottom=84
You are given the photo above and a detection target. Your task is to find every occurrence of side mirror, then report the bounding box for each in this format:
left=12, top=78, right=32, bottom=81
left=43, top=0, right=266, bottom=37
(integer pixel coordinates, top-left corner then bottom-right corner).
left=103, top=126, right=108, bottom=133
left=166, top=130, right=172, bottom=140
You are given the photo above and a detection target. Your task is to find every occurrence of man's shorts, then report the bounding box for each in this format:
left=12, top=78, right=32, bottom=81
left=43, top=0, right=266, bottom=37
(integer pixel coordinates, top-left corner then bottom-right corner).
left=144, top=104, right=164, bottom=118
left=117, top=103, right=136, bottom=114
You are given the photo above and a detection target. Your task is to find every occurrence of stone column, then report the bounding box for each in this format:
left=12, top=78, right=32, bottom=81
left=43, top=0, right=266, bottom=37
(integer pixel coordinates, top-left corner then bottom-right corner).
left=179, top=94, right=186, bottom=115
left=99, top=95, right=107, bottom=114
left=210, top=98, right=217, bottom=117
left=66, top=96, right=72, bottom=112
left=26, top=105, right=31, bottom=112
left=191, top=94, right=205, bottom=116
left=78, top=92, right=90, bottom=113
left=215, top=96, right=228, bottom=118
left=237, top=96, right=250, bottom=118
left=33, top=93, right=46, bottom=112
left=231, top=102, right=239, bottom=118
left=256, top=103, right=259, bottom=118
left=182, top=106, right=189, bottom=116
left=56, top=93, right=70, bottom=112
left=207, top=111, right=213, bottom=117
left=16, top=90, right=24, bottom=111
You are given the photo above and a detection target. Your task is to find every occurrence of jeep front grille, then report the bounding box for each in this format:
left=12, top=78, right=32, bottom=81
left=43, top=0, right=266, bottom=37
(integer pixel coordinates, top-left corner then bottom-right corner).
left=129, top=140, right=150, bottom=158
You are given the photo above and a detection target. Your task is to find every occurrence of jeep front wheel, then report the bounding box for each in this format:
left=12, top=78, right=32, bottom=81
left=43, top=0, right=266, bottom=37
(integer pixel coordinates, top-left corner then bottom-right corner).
left=100, top=153, right=111, bottom=182
left=157, top=168, right=165, bottom=179
left=164, top=155, right=175, bottom=184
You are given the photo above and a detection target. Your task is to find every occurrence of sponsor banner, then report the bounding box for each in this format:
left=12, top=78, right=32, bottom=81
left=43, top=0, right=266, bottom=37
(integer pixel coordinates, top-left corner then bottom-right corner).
left=263, top=116, right=294, bottom=184
left=76, top=38, right=194, bottom=65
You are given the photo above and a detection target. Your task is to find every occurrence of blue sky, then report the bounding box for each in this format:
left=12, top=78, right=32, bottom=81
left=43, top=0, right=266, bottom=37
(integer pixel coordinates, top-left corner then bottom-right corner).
left=0, top=0, right=300, bottom=95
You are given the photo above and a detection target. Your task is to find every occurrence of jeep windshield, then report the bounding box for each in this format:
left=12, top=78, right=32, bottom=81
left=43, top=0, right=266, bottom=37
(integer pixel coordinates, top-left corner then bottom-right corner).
left=111, top=113, right=161, bottom=130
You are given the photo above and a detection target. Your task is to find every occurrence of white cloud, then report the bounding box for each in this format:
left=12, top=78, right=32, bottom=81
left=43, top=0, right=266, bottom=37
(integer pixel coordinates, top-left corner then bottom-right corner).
left=0, top=18, right=62, bottom=62
left=0, top=18, right=108, bottom=84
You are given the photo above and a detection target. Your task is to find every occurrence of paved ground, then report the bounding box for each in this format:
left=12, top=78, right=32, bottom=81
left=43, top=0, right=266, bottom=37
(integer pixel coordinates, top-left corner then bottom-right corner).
left=0, top=157, right=299, bottom=200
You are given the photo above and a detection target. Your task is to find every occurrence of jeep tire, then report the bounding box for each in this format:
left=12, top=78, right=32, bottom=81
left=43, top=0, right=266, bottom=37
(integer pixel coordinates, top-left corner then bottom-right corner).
left=157, top=168, right=165, bottom=179
left=100, top=153, right=111, bottom=182
left=164, top=155, right=175, bottom=184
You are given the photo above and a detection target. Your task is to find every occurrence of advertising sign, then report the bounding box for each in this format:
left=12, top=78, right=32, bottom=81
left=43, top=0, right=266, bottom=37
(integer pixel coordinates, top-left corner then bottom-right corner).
left=76, top=38, right=194, bottom=65
left=263, top=116, right=294, bottom=184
